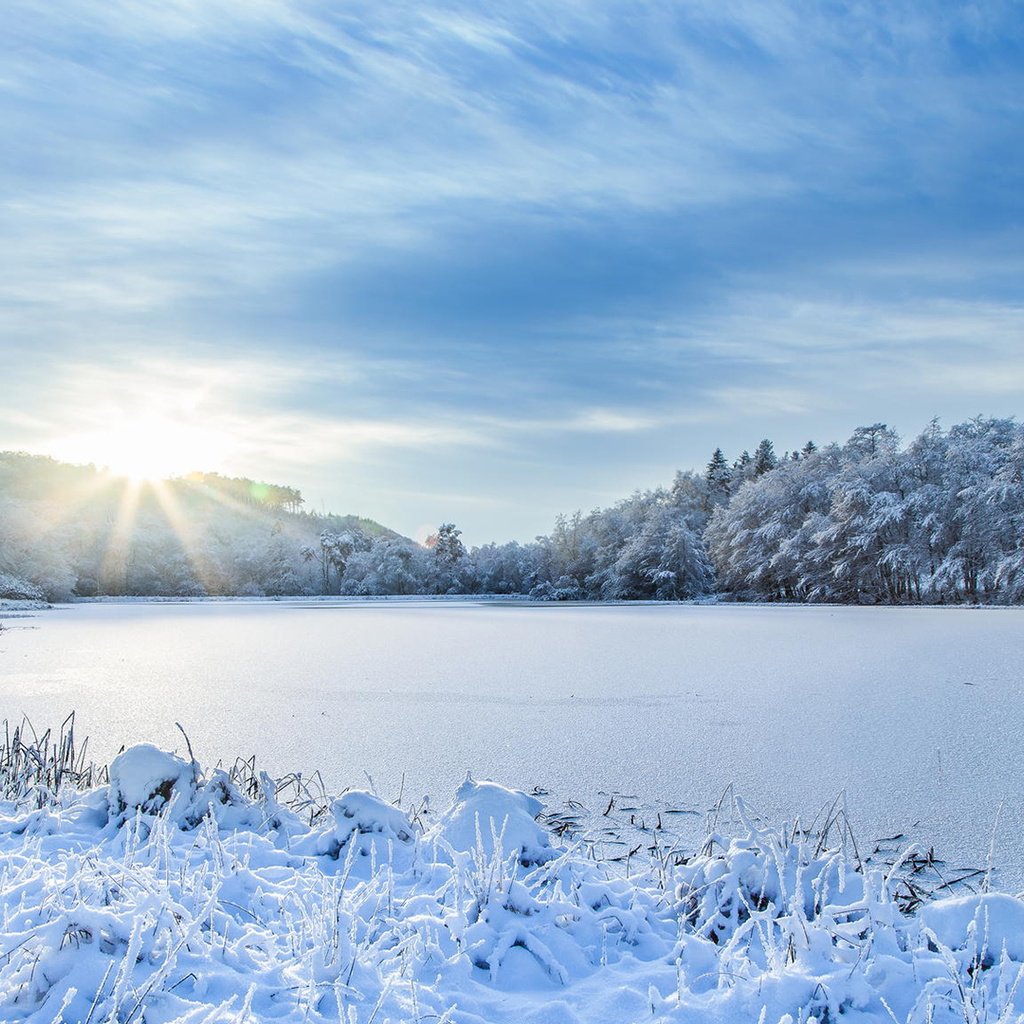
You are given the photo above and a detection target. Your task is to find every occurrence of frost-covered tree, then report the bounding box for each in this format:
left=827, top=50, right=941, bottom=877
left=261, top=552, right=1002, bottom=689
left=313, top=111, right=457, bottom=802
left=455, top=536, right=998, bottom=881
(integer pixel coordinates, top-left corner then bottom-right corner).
left=753, top=439, right=777, bottom=476
left=428, top=523, right=466, bottom=594
left=4, top=418, right=1024, bottom=605
left=705, top=449, right=838, bottom=600
left=704, top=448, right=732, bottom=510
left=302, top=530, right=366, bottom=595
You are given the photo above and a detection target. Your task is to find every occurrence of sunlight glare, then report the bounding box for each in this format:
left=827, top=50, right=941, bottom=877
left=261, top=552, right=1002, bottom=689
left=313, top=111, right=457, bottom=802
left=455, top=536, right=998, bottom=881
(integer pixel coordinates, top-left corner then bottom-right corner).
left=58, top=412, right=229, bottom=482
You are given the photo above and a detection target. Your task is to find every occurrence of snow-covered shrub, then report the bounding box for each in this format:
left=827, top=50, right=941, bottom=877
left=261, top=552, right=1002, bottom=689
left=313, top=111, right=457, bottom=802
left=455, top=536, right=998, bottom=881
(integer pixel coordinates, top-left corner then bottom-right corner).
left=300, top=789, right=417, bottom=868
left=108, top=743, right=198, bottom=820
left=0, top=571, right=45, bottom=602
left=107, top=744, right=266, bottom=831
left=432, top=776, right=554, bottom=866
left=675, top=797, right=867, bottom=948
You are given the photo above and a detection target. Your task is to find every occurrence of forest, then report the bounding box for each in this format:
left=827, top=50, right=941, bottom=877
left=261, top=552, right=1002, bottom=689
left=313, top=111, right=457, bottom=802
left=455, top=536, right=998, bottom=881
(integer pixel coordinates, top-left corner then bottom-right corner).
left=1, top=415, right=1022, bottom=604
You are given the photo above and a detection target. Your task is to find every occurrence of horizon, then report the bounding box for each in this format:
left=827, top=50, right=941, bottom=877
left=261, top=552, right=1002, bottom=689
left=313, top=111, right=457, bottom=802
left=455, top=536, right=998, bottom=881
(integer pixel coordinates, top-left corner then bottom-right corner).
left=3, top=2, right=1022, bottom=547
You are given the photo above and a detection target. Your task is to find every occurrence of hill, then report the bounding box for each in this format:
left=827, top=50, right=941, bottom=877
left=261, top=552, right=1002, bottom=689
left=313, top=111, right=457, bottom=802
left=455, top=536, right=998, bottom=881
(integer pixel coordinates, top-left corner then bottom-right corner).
left=0, top=452, right=397, bottom=600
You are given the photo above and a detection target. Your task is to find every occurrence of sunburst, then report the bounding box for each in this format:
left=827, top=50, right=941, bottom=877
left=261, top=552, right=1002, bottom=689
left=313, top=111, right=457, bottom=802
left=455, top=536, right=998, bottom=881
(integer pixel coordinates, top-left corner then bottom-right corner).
left=56, top=413, right=227, bottom=483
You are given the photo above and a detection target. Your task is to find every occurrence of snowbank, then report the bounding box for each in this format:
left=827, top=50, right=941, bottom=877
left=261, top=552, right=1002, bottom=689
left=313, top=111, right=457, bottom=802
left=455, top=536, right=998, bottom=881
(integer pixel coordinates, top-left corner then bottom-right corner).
left=920, top=892, right=1024, bottom=962
left=1, top=741, right=1022, bottom=1024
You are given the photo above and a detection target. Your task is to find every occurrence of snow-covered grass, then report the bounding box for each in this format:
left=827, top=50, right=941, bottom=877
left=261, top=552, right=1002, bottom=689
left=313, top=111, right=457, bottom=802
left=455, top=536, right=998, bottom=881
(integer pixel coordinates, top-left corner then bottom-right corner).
left=1, top=724, right=1022, bottom=1024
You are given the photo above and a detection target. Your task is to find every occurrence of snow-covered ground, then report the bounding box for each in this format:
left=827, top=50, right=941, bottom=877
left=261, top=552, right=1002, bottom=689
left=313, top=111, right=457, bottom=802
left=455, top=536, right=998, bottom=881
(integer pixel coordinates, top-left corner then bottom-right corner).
left=1, top=599, right=1023, bottom=890
left=2, top=740, right=1023, bottom=1024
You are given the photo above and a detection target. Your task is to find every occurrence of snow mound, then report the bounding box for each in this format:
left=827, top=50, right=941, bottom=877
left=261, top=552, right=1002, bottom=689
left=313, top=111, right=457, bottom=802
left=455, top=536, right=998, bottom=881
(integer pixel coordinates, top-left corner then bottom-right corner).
left=434, top=777, right=554, bottom=864
left=108, top=743, right=197, bottom=819
left=332, top=789, right=413, bottom=843
left=305, top=789, right=416, bottom=864
left=920, top=892, right=1024, bottom=962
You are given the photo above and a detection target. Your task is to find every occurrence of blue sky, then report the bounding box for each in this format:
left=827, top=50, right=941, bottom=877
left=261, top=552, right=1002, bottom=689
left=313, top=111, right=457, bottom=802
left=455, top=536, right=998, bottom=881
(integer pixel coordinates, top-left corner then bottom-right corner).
left=2, top=1, right=1022, bottom=544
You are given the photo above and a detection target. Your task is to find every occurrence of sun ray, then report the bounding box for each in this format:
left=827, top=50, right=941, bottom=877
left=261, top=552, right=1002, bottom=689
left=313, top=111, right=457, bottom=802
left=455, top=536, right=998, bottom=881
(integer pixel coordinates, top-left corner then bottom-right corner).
left=98, top=478, right=143, bottom=594
left=176, top=475, right=271, bottom=523
left=147, top=479, right=221, bottom=594
left=25, top=466, right=124, bottom=540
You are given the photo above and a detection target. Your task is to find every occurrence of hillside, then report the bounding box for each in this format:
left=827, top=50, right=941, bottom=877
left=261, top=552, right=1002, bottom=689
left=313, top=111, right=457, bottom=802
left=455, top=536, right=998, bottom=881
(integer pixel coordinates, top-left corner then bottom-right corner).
left=0, top=452, right=397, bottom=600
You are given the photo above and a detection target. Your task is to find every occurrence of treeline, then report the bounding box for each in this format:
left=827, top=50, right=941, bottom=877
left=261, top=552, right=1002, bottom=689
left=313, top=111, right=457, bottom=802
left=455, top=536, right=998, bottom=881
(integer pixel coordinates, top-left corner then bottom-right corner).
left=318, top=416, right=1024, bottom=603
left=2, top=415, right=1022, bottom=604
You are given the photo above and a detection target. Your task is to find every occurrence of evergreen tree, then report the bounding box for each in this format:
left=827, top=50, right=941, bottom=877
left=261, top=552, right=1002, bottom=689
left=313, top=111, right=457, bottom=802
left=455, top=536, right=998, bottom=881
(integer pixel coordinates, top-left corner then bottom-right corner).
left=704, top=448, right=732, bottom=508
left=753, top=439, right=777, bottom=476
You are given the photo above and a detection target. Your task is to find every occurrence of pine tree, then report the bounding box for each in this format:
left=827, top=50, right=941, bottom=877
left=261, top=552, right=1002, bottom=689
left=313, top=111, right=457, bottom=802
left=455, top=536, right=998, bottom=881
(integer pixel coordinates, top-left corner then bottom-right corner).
left=704, top=448, right=732, bottom=507
left=801, top=440, right=817, bottom=458
left=754, top=439, right=777, bottom=476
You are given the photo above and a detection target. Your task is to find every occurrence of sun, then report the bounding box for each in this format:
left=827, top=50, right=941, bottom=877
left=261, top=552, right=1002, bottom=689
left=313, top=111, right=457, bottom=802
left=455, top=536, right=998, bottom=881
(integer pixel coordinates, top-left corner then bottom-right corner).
left=55, top=413, right=228, bottom=482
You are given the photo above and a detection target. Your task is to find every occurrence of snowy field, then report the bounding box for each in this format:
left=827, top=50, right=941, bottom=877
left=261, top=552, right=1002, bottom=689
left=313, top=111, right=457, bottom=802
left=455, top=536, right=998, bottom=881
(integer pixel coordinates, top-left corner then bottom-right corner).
left=2, top=599, right=1022, bottom=887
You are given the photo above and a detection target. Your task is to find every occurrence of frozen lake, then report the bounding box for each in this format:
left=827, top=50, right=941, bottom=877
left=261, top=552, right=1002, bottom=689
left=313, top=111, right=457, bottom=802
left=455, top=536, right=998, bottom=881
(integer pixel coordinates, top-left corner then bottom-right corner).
left=2, top=599, right=1023, bottom=886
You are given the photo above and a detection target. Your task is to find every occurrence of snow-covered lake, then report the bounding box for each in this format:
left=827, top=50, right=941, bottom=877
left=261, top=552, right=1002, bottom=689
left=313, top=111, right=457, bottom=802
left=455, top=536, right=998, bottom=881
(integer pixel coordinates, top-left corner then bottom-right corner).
left=3, top=599, right=1023, bottom=886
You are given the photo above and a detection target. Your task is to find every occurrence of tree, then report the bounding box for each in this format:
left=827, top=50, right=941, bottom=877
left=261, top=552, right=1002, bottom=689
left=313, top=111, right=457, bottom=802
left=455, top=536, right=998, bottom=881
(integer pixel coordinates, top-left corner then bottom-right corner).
left=428, top=523, right=466, bottom=593
left=753, top=439, right=777, bottom=476
left=704, top=448, right=732, bottom=509
left=301, top=530, right=362, bottom=594
left=845, top=424, right=898, bottom=461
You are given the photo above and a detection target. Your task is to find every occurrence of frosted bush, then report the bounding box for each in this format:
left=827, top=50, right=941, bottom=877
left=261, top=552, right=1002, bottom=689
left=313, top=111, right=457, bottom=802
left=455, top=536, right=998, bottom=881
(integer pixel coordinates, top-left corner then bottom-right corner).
left=108, top=743, right=197, bottom=818
left=300, top=789, right=417, bottom=866
left=0, top=571, right=45, bottom=602
left=107, top=743, right=263, bottom=830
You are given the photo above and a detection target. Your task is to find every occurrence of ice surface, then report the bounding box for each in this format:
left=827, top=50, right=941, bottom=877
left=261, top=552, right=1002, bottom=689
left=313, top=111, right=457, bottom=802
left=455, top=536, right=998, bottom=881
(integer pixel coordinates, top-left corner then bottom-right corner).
left=2, top=599, right=1023, bottom=886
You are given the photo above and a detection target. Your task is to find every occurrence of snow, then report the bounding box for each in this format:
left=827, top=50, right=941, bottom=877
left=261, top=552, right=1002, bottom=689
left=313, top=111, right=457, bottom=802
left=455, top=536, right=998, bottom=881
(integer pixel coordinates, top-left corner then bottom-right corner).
left=919, top=893, right=1024, bottom=962
left=1, top=744, right=1023, bottom=1023
left=305, top=790, right=416, bottom=863
left=434, top=776, right=552, bottom=864
left=108, top=743, right=196, bottom=818
left=3, top=600, right=1024, bottom=889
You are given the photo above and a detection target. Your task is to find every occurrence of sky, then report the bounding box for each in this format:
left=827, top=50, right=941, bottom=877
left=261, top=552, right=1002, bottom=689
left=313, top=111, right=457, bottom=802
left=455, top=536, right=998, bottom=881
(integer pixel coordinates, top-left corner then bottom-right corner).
left=2, top=0, right=1022, bottom=545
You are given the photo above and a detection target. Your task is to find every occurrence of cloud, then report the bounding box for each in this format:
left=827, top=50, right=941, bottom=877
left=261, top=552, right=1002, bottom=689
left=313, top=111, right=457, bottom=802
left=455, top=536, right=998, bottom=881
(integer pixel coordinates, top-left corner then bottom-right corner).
left=1, top=1, right=1022, bottom=540
left=6, top=0, right=1018, bottom=329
